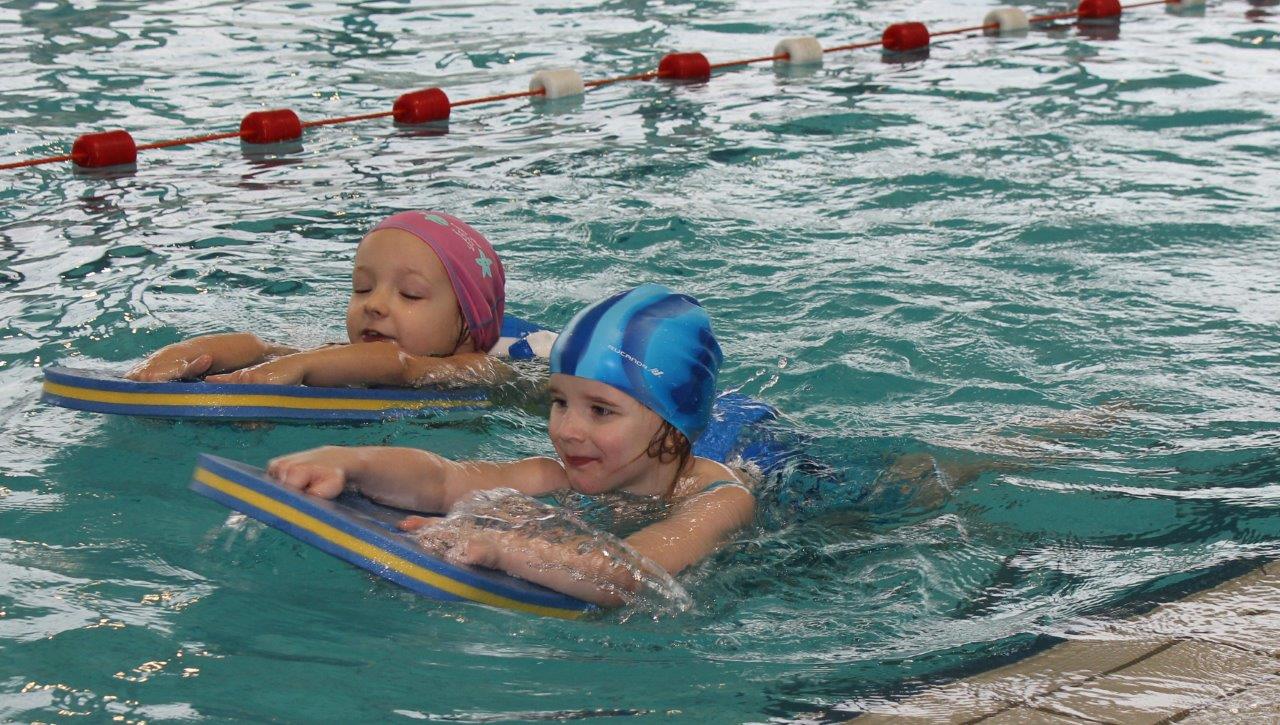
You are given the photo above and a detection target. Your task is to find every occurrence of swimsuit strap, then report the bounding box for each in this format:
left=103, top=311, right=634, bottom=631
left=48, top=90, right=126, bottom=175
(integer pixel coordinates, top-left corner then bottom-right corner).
left=698, top=479, right=753, bottom=496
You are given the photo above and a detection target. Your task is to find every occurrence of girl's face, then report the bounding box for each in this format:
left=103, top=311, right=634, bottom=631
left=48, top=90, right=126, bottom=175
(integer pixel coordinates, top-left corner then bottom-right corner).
left=548, top=373, right=672, bottom=497
left=346, top=229, right=472, bottom=356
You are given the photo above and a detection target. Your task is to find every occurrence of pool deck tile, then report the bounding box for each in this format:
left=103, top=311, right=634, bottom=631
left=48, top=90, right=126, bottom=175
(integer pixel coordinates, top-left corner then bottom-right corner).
left=852, top=564, right=1280, bottom=722
left=1177, top=677, right=1280, bottom=724
left=1031, top=639, right=1280, bottom=724
left=1119, top=566, right=1280, bottom=658
left=851, top=638, right=1166, bottom=723
left=974, top=706, right=1105, bottom=724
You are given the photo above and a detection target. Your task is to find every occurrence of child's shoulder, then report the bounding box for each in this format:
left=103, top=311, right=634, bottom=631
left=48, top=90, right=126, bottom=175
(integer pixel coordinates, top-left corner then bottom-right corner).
left=670, top=457, right=757, bottom=531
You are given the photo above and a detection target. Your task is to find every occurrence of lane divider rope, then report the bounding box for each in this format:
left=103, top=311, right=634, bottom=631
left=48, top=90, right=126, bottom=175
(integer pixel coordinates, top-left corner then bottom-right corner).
left=0, top=0, right=1205, bottom=172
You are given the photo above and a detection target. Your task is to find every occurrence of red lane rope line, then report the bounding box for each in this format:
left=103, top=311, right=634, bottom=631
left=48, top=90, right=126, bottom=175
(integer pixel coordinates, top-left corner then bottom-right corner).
left=1029, top=9, right=1088, bottom=22
left=301, top=110, right=392, bottom=129
left=0, top=154, right=73, bottom=170
left=933, top=23, right=1001, bottom=38
left=0, top=0, right=1185, bottom=171
left=137, top=130, right=241, bottom=151
left=584, top=71, right=659, bottom=87
left=709, top=53, right=789, bottom=69
left=823, top=39, right=882, bottom=53
left=451, top=88, right=544, bottom=108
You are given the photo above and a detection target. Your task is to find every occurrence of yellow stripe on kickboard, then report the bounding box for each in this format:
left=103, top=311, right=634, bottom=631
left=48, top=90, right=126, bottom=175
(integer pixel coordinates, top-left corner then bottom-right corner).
left=192, top=467, right=586, bottom=619
left=43, top=380, right=490, bottom=412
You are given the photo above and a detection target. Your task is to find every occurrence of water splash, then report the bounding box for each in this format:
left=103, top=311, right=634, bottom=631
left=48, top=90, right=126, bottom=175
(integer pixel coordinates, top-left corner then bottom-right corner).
left=414, top=487, right=693, bottom=616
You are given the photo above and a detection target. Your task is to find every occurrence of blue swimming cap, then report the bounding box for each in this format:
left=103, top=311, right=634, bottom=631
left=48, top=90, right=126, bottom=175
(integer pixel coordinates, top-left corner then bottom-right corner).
left=550, top=283, right=722, bottom=442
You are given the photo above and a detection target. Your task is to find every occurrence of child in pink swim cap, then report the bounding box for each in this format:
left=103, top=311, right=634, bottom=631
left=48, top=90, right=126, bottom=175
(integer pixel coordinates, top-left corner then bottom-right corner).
left=127, top=211, right=510, bottom=387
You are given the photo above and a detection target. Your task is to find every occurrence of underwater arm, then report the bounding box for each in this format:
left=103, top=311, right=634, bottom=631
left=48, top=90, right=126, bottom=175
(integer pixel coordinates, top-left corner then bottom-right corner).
left=411, top=472, right=755, bottom=607
left=438, top=529, right=659, bottom=608
left=126, top=332, right=297, bottom=381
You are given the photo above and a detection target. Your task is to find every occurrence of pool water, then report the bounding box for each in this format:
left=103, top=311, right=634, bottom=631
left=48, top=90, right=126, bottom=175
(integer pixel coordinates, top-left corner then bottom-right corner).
left=3, top=0, right=1279, bottom=720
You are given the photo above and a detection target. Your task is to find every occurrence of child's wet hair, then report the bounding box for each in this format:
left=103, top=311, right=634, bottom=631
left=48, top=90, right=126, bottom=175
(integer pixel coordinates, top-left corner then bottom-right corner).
left=647, top=420, right=693, bottom=497
left=452, top=302, right=471, bottom=353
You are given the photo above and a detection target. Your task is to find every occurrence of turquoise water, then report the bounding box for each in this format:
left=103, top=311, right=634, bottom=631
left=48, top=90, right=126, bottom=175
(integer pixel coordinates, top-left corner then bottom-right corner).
left=3, top=0, right=1279, bottom=720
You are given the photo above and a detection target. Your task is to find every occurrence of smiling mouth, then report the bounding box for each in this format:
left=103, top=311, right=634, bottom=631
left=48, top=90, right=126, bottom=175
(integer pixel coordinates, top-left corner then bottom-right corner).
left=563, top=456, right=596, bottom=468
left=361, top=330, right=394, bottom=343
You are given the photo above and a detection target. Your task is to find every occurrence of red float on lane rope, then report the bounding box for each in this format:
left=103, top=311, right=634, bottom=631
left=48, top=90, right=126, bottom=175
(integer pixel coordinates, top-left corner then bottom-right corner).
left=1078, top=0, right=1123, bottom=19
left=70, top=130, right=137, bottom=168
left=882, top=22, right=931, bottom=52
left=658, top=52, right=712, bottom=80
left=393, top=88, right=451, bottom=124
left=240, top=109, right=303, bottom=144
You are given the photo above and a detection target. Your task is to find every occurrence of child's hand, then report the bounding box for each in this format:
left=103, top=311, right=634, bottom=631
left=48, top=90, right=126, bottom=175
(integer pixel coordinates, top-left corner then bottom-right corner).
left=268, top=446, right=355, bottom=499
left=444, top=531, right=504, bottom=569
left=125, top=347, right=214, bottom=382
left=412, top=519, right=506, bottom=569
left=206, top=356, right=306, bottom=385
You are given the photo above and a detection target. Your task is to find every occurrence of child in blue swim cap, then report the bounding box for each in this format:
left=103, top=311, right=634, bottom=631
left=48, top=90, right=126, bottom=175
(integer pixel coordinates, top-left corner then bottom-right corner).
left=546, top=282, right=724, bottom=497
left=268, top=284, right=756, bottom=607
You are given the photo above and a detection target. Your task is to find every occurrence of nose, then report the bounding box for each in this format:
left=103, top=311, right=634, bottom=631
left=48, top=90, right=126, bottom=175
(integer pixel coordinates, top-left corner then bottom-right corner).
left=363, top=286, right=390, bottom=317
left=551, top=405, right=586, bottom=444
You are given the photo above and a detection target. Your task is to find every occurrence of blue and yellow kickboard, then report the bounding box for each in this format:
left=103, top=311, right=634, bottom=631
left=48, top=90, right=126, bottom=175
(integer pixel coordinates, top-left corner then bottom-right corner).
left=41, top=316, right=549, bottom=422
left=190, top=453, right=596, bottom=618
left=41, top=366, right=490, bottom=421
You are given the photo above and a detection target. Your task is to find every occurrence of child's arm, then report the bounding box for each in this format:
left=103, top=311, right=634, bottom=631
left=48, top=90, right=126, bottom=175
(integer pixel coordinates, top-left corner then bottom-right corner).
left=268, top=446, right=567, bottom=512
left=204, top=342, right=509, bottom=387
left=428, top=483, right=755, bottom=608
left=624, top=483, right=755, bottom=576
left=125, top=333, right=298, bottom=382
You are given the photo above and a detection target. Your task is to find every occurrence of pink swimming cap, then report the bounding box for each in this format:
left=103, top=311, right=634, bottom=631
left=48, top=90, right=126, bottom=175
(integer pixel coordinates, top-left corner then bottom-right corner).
left=365, top=211, right=505, bottom=353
